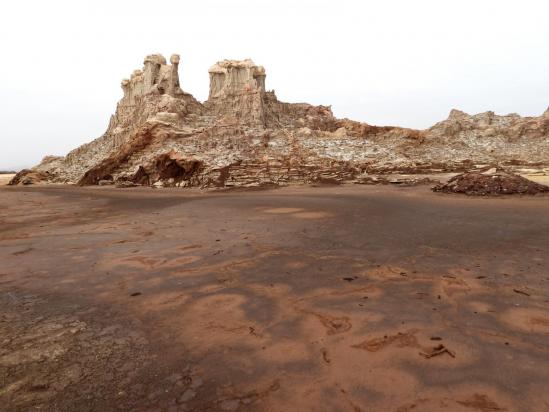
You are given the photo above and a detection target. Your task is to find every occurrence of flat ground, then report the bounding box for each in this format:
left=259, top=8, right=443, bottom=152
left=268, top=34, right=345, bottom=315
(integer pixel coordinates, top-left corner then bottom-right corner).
left=1, top=185, right=549, bottom=412
left=0, top=175, right=15, bottom=186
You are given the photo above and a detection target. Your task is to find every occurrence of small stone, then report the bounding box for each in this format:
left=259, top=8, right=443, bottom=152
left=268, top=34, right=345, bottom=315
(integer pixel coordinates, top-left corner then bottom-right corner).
left=177, top=389, right=196, bottom=404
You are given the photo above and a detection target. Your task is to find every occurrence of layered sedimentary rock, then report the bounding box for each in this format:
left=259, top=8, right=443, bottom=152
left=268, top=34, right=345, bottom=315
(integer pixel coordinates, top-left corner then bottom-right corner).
left=11, top=54, right=549, bottom=188
left=205, top=59, right=267, bottom=126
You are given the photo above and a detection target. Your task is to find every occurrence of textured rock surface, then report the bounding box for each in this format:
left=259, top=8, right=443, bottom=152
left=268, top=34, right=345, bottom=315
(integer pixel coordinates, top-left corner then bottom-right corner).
left=432, top=168, right=549, bottom=195
left=205, top=59, right=267, bottom=126
left=11, top=54, right=549, bottom=188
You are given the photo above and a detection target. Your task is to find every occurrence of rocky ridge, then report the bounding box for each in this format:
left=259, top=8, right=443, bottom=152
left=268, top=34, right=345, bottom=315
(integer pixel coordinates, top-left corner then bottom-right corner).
left=11, top=54, right=549, bottom=188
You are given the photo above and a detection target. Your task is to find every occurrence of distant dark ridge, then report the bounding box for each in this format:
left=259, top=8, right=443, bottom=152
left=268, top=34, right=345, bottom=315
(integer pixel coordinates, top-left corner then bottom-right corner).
left=0, top=171, right=16, bottom=174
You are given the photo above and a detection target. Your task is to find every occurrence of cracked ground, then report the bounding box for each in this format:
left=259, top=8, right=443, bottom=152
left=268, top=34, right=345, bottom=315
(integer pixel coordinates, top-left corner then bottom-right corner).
left=1, top=185, right=549, bottom=411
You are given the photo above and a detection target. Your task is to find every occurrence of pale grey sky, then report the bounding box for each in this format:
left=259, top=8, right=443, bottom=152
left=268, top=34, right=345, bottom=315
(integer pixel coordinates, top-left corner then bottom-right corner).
left=1, top=0, right=548, bottom=170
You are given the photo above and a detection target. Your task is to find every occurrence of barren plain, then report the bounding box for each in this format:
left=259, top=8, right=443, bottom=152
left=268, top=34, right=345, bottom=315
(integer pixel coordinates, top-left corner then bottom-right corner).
left=1, top=184, right=548, bottom=411
left=0, top=175, right=15, bottom=186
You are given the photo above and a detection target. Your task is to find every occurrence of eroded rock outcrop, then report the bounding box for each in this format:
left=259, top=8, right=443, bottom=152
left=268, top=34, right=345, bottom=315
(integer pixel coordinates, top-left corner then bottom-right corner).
left=205, top=59, right=267, bottom=126
left=433, top=168, right=549, bottom=195
left=11, top=54, right=549, bottom=188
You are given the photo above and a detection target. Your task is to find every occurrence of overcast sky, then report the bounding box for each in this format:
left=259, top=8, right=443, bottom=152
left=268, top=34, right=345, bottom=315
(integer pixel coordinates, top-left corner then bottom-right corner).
left=1, top=0, right=549, bottom=170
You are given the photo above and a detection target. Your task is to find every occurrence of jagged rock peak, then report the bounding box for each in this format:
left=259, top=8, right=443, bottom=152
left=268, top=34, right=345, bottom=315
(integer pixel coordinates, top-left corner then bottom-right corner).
left=120, top=53, right=183, bottom=102
left=447, top=109, right=470, bottom=120
left=208, top=59, right=266, bottom=99
left=144, top=54, right=167, bottom=65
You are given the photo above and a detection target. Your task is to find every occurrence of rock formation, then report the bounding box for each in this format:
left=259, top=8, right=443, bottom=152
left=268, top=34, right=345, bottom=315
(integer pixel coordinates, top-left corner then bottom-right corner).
left=433, top=168, right=549, bottom=195
left=204, top=59, right=268, bottom=126
left=10, top=54, right=549, bottom=188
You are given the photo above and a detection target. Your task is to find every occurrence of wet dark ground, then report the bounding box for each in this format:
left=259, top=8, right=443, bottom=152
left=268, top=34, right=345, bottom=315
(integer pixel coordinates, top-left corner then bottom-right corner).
left=1, top=185, right=548, bottom=411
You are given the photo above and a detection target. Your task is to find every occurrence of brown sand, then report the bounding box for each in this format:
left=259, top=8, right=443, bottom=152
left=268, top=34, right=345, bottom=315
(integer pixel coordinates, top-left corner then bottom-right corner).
left=0, top=174, right=14, bottom=186
left=1, top=185, right=549, bottom=411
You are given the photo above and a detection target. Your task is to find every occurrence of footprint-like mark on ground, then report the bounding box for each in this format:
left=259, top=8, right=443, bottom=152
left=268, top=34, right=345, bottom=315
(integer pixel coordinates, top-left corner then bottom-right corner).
left=352, top=330, right=420, bottom=352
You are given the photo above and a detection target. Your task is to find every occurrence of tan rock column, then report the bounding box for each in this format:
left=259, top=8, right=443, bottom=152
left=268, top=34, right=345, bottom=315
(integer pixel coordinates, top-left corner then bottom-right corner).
left=169, top=54, right=181, bottom=96
left=143, top=54, right=166, bottom=89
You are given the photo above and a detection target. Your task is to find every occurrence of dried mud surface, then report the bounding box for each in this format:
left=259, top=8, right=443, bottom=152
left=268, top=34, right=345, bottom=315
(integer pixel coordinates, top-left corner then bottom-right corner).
left=1, top=185, right=548, bottom=411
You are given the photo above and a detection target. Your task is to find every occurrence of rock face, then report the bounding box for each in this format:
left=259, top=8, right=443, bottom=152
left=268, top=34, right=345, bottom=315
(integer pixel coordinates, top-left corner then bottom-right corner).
left=432, top=168, right=549, bottom=195
left=205, top=59, right=267, bottom=126
left=208, top=59, right=266, bottom=98
left=11, top=54, right=549, bottom=188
